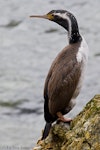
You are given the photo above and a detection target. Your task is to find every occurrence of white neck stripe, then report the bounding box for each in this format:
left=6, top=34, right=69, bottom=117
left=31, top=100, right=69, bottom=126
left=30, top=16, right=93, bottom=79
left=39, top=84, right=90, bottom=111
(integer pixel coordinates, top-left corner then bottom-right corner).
left=54, top=13, right=72, bottom=39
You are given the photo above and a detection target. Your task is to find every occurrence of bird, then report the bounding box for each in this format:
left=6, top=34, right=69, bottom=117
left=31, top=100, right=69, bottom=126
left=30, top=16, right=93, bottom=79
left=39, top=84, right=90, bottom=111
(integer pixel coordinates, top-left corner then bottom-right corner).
left=30, top=10, right=89, bottom=140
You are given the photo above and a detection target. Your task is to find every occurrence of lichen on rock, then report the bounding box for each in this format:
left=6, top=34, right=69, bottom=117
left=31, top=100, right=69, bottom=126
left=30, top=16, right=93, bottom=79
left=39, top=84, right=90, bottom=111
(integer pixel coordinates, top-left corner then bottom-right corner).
left=33, top=95, right=100, bottom=150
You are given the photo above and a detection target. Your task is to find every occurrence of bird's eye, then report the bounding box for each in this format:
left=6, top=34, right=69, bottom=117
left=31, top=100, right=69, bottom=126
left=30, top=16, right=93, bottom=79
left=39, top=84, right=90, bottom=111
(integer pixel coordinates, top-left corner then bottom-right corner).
left=51, top=14, right=54, bottom=17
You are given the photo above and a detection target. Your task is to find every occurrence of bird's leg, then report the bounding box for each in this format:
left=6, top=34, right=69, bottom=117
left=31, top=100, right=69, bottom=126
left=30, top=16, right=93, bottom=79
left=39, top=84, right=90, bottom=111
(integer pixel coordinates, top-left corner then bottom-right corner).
left=57, top=112, right=72, bottom=122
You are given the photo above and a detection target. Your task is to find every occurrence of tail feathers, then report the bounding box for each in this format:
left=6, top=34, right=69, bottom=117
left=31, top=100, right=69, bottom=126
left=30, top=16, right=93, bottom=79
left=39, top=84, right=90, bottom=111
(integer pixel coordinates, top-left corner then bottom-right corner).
left=41, top=122, right=51, bottom=140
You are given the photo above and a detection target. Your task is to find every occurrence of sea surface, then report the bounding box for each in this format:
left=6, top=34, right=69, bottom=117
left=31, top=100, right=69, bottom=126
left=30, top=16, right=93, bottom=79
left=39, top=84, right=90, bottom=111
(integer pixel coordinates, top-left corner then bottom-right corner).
left=0, top=0, right=100, bottom=149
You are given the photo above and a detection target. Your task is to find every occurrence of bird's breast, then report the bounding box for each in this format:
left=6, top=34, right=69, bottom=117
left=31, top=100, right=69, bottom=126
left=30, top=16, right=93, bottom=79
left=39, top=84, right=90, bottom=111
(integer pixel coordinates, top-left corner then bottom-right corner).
left=73, top=37, right=89, bottom=99
left=76, top=36, right=89, bottom=63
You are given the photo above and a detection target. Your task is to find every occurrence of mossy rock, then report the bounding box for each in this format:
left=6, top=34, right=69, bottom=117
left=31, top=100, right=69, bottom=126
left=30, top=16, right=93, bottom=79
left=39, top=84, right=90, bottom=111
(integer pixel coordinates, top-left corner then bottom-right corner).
left=33, top=95, right=100, bottom=150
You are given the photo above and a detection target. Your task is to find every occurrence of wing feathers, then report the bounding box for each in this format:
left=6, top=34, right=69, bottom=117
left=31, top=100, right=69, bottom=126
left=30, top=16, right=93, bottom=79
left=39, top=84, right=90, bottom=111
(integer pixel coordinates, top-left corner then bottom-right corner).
left=44, top=42, right=81, bottom=117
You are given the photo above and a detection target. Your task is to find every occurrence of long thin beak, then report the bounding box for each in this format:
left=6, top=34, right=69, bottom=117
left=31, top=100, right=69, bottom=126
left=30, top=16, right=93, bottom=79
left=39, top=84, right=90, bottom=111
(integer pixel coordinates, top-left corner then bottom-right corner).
left=30, top=15, right=48, bottom=19
left=30, top=14, right=54, bottom=20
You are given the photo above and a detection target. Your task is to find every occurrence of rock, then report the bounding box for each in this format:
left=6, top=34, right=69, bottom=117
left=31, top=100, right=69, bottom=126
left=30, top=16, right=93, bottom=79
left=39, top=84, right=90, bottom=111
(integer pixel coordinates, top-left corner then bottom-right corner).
left=33, top=95, right=100, bottom=150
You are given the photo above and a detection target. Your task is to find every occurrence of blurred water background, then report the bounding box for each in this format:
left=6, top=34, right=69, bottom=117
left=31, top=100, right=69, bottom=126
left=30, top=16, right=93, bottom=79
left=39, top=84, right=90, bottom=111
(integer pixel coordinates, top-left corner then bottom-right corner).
left=0, top=0, right=100, bottom=149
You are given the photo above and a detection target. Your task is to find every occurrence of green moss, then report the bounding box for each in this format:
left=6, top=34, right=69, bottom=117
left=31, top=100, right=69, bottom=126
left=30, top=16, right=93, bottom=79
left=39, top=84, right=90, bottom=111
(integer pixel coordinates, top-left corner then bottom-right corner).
left=33, top=95, right=100, bottom=150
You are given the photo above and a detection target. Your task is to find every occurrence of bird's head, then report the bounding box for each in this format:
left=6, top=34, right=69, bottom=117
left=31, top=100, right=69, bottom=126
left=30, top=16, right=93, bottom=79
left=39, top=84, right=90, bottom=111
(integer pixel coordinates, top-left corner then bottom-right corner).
left=30, top=10, right=81, bottom=43
left=30, top=10, right=72, bottom=31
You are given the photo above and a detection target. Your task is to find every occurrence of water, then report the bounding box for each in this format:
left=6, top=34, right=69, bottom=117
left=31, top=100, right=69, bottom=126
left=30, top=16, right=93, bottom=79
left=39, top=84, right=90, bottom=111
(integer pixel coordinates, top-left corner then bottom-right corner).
left=0, top=0, right=100, bottom=149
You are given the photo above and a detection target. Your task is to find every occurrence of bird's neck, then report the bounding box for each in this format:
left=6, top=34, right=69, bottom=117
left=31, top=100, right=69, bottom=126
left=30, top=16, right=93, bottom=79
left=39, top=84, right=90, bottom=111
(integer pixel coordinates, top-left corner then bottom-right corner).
left=59, top=15, right=82, bottom=44
left=67, top=17, right=82, bottom=44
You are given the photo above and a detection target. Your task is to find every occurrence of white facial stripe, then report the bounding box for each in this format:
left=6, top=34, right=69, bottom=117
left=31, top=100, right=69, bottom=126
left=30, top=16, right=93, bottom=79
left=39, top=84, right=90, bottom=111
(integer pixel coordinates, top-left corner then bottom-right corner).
left=54, top=13, right=72, bottom=38
left=54, top=13, right=68, bottom=19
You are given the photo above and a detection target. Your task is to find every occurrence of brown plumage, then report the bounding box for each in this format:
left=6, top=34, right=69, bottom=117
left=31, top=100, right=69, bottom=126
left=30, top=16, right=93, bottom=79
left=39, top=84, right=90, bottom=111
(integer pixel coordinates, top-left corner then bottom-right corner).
left=30, top=9, right=88, bottom=140
left=44, top=42, right=82, bottom=116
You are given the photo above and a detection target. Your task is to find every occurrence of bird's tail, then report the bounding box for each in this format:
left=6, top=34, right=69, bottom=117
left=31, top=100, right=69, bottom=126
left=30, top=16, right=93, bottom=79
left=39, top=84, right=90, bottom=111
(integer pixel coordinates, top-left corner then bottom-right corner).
left=41, top=122, right=52, bottom=140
